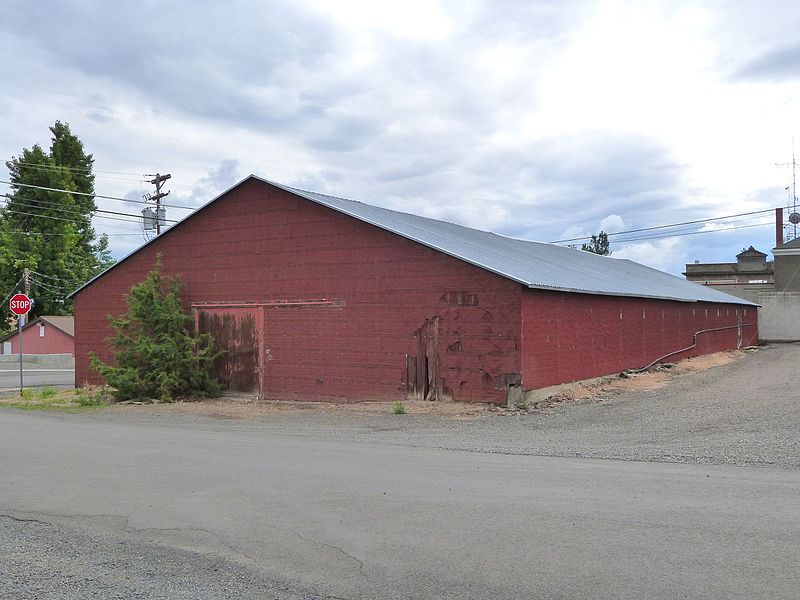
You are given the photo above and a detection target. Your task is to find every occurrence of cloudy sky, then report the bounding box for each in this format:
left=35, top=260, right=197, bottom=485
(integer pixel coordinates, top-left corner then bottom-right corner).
left=2, top=0, right=800, bottom=275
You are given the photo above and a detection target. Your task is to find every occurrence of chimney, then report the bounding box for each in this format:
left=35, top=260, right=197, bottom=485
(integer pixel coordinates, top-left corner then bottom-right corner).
left=776, top=207, right=784, bottom=247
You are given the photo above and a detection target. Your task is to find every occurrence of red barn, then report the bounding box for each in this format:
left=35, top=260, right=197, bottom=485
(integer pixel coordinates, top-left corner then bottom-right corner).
left=71, top=177, right=757, bottom=405
left=0, top=316, right=74, bottom=357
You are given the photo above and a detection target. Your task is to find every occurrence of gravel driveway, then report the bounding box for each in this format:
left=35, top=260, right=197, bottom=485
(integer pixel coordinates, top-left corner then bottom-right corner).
left=81, top=342, right=800, bottom=468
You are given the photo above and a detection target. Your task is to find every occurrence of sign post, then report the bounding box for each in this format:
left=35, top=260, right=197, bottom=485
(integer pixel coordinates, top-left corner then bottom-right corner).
left=9, top=293, right=32, bottom=395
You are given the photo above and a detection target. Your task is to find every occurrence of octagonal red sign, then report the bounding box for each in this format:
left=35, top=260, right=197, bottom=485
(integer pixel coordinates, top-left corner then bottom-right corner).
left=9, top=293, right=32, bottom=316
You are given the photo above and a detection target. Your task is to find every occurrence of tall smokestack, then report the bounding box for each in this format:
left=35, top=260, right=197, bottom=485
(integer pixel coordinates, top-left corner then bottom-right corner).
left=776, top=207, right=784, bottom=247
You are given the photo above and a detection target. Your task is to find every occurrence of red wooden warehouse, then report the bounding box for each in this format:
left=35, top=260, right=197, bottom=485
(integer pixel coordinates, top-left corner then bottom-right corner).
left=71, top=177, right=758, bottom=405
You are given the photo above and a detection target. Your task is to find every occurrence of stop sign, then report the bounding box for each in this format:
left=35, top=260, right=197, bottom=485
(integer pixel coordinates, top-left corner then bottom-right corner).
left=9, top=293, right=32, bottom=316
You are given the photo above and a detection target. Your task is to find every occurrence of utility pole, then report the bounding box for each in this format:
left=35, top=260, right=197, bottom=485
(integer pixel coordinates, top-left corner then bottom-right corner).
left=145, top=173, right=171, bottom=235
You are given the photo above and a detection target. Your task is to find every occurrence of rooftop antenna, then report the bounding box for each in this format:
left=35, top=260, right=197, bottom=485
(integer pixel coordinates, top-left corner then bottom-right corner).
left=775, top=138, right=799, bottom=241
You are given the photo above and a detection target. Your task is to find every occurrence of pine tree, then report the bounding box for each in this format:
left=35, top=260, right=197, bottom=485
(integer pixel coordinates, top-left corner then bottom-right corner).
left=48, top=121, right=112, bottom=269
left=1, top=122, right=114, bottom=331
left=90, top=258, right=222, bottom=402
left=581, top=231, right=612, bottom=255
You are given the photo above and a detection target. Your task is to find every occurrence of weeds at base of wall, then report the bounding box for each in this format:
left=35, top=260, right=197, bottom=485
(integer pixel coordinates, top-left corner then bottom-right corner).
left=74, top=387, right=113, bottom=407
left=393, top=401, right=407, bottom=415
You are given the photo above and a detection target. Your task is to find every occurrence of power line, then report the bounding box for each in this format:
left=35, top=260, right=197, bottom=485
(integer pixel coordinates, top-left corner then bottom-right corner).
left=1, top=193, right=177, bottom=224
left=606, top=214, right=771, bottom=242
left=8, top=161, right=145, bottom=183
left=550, top=207, right=777, bottom=243
left=3, top=195, right=92, bottom=223
left=2, top=205, right=145, bottom=226
left=3, top=230, right=142, bottom=237
left=29, top=271, right=87, bottom=290
left=6, top=161, right=197, bottom=189
left=30, top=271, right=76, bottom=284
left=1, top=275, right=25, bottom=306
left=3, top=198, right=141, bottom=226
left=612, top=220, right=773, bottom=243
left=8, top=160, right=147, bottom=178
left=29, top=277, right=64, bottom=296
left=0, top=180, right=196, bottom=211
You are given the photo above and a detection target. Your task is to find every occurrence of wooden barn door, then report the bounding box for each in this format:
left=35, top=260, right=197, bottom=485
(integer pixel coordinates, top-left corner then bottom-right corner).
left=196, top=306, right=264, bottom=396
left=407, top=317, right=441, bottom=401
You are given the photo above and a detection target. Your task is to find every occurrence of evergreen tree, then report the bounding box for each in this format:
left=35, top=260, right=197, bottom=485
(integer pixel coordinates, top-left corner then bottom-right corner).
left=581, top=231, right=612, bottom=255
left=91, top=258, right=222, bottom=402
left=1, top=122, right=114, bottom=332
left=48, top=121, right=111, bottom=267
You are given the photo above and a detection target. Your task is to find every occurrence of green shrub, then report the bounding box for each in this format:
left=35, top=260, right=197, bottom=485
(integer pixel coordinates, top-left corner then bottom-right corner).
left=90, top=257, right=223, bottom=403
left=393, top=401, right=406, bottom=415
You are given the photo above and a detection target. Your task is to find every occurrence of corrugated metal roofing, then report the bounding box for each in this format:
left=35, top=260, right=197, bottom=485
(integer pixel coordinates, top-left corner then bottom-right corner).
left=265, top=178, right=755, bottom=306
left=69, top=175, right=756, bottom=306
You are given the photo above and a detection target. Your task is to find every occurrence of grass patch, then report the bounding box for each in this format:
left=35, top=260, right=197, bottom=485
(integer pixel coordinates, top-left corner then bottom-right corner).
left=393, top=401, right=407, bottom=415
left=0, top=386, right=111, bottom=412
left=39, top=386, right=58, bottom=400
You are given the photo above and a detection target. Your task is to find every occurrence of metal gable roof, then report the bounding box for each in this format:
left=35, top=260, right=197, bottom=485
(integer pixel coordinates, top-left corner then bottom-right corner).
left=69, top=175, right=755, bottom=306
left=266, top=178, right=755, bottom=306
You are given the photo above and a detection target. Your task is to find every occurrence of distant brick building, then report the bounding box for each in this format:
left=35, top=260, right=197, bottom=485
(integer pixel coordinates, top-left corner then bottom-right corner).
left=684, top=246, right=774, bottom=303
left=70, top=177, right=756, bottom=404
left=0, top=316, right=74, bottom=357
left=684, top=208, right=800, bottom=341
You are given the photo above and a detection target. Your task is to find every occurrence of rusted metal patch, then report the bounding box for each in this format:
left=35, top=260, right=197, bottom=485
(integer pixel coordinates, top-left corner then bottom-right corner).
left=196, top=308, right=261, bottom=394
left=192, top=298, right=344, bottom=309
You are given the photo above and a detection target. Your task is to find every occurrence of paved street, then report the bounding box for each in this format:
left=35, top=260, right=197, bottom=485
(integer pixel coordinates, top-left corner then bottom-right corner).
left=1, top=406, right=799, bottom=599
left=0, top=366, right=74, bottom=395
left=2, top=345, right=800, bottom=598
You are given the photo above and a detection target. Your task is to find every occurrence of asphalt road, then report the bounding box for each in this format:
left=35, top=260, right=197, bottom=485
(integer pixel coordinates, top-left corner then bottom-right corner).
left=0, top=365, right=74, bottom=395
left=1, top=409, right=798, bottom=599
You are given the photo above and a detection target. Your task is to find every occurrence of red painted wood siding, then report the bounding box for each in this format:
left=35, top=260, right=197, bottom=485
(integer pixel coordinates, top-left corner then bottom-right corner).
left=520, top=289, right=758, bottom=389
left=2, top=323, right=74, bottom=356
left=74, top=179, right=521, bottom=403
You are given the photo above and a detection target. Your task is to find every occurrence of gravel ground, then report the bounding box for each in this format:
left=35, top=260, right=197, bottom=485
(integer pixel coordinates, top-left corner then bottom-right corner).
left=0, top=515, right=322, bottom=600
left=79, top=343, right=800, bottom=469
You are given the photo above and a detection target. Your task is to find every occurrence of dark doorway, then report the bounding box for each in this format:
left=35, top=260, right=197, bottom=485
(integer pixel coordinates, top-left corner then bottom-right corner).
left=407, top=317, right=440, bottom=401
left=196, top=307, right=262, bottom=394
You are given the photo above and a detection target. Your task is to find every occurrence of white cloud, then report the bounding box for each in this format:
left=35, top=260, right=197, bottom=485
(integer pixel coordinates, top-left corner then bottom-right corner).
left=700, top=222, right=736, bottom=232
left=299, top=0, right=455, bottom=40
left=613, top=238, right=683, bottom=273
left=599, top=214, right=625, bottom=233
left=1, top=0, right=799, bottom=275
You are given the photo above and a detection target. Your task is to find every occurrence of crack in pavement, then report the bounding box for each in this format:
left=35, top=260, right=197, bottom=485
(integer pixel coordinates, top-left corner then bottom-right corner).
left=0, top=508, right=259, bottom=566
left=136, top=525, right=259, bottom=563
left=0, top=513, right=51, bottom=525
left=292, top=529, right=367, bottom=581
left=0, top=508, right=130, bottom=529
